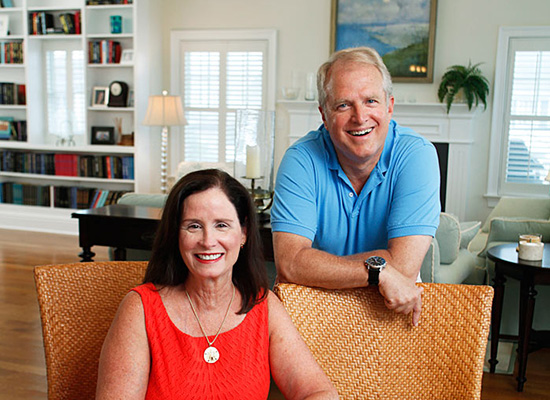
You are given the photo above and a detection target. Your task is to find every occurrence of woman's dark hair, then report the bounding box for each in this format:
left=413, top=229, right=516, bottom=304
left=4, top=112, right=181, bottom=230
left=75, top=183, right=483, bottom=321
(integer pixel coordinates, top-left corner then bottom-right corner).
left=144, top=169, right=268, bottom=313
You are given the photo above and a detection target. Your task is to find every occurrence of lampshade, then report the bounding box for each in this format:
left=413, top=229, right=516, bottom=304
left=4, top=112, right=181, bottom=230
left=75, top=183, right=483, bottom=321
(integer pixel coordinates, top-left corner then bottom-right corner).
left=546, top=169, right=550, bottom=182
left=142, top=91, right=186, bottom=127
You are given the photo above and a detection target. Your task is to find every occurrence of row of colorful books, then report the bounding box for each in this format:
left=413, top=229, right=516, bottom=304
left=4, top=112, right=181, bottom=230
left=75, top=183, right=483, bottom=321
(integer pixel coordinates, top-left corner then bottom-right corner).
left=0, top=83, right=26, bottom=105
left=0, top=41, right=24, bottom=64
left=54, top=187, right=128, bottom=209
left=0, top=151, right=135, bottom=180
left=27, top=11, right=82, bottom=36
left=0, top=182, right=128, bottom=209
left=0, top=182, right=50, bottom=207
left=88, top=40, right=122, bottom=64
left=87, top=1, right=133, bottom=5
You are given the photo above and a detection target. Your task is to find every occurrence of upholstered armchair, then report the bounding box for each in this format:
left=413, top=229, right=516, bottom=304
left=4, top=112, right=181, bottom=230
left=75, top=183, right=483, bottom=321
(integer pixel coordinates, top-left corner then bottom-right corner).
left=420, top=212, right=481, bottom=284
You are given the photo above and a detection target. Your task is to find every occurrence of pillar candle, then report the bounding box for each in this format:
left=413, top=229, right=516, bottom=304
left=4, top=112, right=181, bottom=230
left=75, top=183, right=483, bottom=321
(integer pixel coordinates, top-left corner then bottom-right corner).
left=518, top=241, right=544, bottom=261
left=246, top=145, right=261, bottom=179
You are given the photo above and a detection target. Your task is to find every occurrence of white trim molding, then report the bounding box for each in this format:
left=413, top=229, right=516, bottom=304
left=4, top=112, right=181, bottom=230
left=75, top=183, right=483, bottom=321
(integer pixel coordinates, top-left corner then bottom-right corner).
left=486, top=26, right=550, bottom=205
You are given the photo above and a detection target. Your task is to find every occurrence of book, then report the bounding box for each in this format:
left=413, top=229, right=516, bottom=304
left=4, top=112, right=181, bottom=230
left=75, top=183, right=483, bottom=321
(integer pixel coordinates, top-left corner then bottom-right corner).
left=59, top=13, right=75, bottom=34
left=0, top=117, right=13, bottom=139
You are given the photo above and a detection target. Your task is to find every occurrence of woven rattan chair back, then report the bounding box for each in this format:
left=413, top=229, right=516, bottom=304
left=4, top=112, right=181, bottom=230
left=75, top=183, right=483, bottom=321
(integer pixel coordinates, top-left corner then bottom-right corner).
left=34, top=261, right=148, bottom=400
left=274, top=283, right=494, bottom=400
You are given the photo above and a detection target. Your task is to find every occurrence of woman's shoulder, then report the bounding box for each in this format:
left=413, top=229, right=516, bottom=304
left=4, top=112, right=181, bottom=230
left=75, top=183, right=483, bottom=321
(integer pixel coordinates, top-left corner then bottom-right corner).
left=266, top=290, right=289, bottom=321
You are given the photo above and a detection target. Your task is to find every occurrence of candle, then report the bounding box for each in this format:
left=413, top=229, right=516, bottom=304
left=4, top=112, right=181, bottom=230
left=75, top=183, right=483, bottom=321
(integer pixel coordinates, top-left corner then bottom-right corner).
left=519, top=234, right=542, bottom=243
left=518, top=241, right=544, bottom=261
left=246, top=145, right=261, bottom=179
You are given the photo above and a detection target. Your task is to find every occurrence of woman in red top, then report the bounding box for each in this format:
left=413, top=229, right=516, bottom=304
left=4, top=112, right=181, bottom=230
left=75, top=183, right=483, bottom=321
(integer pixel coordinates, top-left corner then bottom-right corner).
left=96, top=169, right=338, bottom=399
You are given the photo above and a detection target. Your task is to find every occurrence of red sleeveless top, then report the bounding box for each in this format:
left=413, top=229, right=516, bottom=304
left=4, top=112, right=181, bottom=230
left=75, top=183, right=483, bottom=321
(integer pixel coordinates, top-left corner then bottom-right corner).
left=133, top=283, right=270, bottom=399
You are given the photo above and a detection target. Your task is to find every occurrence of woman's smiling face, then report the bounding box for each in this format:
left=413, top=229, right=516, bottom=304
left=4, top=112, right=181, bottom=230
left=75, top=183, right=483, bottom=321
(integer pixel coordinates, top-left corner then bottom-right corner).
left=179, top=187, right=246, bottom=281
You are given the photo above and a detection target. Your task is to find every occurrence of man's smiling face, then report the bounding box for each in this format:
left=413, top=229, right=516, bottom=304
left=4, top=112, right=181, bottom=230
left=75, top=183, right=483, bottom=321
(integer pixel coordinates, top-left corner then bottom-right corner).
left=320, top=60, right=394, bottom=173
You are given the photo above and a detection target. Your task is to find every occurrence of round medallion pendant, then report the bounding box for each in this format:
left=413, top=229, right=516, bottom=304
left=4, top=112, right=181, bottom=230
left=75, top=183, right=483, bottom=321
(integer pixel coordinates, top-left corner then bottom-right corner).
left=204, top=346, right=220, bottom=363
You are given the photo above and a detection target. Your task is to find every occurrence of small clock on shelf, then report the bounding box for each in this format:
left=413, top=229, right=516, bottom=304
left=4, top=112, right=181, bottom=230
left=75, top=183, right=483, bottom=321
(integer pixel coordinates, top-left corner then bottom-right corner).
left=107, top=81, right=129, bottom=107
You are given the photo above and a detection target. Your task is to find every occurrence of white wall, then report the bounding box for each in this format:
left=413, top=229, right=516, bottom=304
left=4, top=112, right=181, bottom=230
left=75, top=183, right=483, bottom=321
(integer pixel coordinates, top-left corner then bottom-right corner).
left=158, top=0, right=550, bottom=222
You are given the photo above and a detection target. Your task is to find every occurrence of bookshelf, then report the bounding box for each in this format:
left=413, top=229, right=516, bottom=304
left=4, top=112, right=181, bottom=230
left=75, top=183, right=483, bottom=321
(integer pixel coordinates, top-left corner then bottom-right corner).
left=0, top=0, right=156, bottom=234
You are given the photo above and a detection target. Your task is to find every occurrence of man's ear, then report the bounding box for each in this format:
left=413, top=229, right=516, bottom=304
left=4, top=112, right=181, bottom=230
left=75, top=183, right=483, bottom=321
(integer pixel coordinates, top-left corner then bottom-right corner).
left=319, top=106, right=328, bottom=126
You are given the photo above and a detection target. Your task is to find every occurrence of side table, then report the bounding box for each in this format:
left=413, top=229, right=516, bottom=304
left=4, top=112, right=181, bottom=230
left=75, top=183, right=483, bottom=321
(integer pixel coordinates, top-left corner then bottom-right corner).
left=487, top=243, right=550, bottom=392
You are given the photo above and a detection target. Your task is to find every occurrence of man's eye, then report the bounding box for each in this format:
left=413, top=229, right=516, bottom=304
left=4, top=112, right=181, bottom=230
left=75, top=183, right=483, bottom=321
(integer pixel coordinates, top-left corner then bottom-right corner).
left=336, top=103, right=348, bottom=110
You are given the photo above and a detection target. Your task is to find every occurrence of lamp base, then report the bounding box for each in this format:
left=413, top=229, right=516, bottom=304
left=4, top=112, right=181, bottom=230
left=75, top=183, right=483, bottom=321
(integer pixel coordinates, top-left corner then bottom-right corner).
left=160, top=126, right=168, bottom=194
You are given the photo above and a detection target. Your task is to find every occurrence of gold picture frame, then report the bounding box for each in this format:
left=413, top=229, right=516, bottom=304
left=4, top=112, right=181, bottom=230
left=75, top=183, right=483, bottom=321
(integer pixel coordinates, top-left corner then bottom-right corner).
left=331, top=0, right=438, bottom=83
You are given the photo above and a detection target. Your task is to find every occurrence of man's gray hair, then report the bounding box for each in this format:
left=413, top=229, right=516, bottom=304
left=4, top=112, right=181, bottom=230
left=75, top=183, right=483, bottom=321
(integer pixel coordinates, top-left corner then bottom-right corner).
left=317, top=47, right=393, bottom=110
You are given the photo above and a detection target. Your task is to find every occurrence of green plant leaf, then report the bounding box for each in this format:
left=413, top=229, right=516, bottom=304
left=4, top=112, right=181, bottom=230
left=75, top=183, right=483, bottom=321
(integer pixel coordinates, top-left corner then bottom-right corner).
left=438, top=61, right=490, bottom=113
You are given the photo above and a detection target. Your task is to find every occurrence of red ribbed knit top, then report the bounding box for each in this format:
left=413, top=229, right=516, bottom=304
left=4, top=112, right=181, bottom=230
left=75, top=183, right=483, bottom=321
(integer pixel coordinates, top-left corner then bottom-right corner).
left=133, top=283, right=271, bottom=399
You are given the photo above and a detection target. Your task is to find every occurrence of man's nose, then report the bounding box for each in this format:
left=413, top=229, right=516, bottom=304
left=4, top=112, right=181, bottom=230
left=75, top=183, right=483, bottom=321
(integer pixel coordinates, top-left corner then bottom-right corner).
left=352, top=104, right=368, bottom=123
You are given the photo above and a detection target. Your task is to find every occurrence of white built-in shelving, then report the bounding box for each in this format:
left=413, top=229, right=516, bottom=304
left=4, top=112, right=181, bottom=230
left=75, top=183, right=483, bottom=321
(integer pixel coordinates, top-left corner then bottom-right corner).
left=0, top=0, right=155, bottom=234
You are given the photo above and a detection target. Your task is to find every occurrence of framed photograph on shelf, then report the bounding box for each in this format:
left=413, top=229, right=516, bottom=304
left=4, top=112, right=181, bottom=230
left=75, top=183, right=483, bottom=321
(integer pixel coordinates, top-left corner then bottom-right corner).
left=120, top=49, right=134, bottom=65
left=0, top=15, right=9, bottom=38
left=331, top=0, right=437, bottom=82
left=91, top=126, right=116, bottom=145
left=92, top=86, right=109, bottom=107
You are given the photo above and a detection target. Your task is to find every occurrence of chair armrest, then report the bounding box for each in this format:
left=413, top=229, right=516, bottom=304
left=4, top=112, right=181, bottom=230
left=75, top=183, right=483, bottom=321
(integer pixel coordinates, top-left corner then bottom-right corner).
left=420, top=238, right=440, bottom=283
left=460, top=221, right=481, bottom=249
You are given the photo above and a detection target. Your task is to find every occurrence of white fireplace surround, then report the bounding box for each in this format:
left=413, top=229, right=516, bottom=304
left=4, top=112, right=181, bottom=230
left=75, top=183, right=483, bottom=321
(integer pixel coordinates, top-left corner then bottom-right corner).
left=277, top=101, right=480, bottom=221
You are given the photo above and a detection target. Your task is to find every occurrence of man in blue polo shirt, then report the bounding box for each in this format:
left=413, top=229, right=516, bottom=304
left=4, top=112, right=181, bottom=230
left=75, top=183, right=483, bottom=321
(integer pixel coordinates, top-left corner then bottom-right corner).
left=271, top=47, right=440, bottom=326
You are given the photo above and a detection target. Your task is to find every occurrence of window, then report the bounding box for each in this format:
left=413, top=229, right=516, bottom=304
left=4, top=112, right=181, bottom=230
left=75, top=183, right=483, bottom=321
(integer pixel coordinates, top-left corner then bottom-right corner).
left=171, top=30, right=276, bottom=168
left=487, top=27, right=550, bottom=200
left=44, top=42, right=85, bottom=139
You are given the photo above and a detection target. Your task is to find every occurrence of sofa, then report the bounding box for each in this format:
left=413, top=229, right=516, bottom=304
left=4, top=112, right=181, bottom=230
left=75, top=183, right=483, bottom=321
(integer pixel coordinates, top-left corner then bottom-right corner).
left=468, top=196, right=550, bottom=335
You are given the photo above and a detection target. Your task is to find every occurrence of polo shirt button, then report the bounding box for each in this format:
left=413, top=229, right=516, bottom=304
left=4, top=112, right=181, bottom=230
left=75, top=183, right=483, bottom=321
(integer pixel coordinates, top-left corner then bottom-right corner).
left=348, top=192, right=354, bottom=198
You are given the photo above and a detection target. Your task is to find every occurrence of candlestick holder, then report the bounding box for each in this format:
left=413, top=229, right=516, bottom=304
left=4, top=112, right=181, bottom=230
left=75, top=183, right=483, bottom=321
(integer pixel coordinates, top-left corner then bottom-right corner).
left=242, top=176, right=274, bottom=222
left=235, top=109, right=275, bottom=221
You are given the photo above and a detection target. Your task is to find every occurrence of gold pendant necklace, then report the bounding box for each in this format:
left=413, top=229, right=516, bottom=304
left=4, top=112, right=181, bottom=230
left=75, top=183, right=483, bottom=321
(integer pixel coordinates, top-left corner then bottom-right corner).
left=185, top=285, right=235, bottom=364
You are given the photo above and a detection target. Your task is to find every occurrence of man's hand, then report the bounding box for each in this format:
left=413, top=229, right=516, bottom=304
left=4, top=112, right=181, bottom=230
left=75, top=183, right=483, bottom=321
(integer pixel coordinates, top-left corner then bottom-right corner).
left=377, top=264, right=424, bottom=326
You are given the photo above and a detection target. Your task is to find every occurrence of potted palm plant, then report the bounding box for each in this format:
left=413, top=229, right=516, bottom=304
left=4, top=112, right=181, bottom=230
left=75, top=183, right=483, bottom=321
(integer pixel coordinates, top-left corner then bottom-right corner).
left=438, top=62, right=490, bottom=113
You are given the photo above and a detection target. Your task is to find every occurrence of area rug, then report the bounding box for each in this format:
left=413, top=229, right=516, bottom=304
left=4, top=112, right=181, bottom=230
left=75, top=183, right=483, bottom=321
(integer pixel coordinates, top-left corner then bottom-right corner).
left=483, top=340, right=517, bottom=375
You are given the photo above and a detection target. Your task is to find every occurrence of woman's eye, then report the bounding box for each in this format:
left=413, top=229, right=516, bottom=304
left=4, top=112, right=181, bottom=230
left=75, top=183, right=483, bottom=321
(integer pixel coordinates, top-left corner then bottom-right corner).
left=216, top=222, right=229, bottom=229
left=185, top=223, right=201, bottom=231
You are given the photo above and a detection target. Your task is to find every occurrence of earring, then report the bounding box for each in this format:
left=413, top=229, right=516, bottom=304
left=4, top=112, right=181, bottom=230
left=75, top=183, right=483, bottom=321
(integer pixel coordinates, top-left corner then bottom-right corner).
left=240, top=243, right=245, bottom=249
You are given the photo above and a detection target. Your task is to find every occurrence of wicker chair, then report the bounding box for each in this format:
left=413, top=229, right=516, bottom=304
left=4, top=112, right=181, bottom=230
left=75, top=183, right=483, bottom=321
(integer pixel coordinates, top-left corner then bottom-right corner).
left=274, top=283, right=494, bottom=400
left=34, top=261, right=148, bottom=400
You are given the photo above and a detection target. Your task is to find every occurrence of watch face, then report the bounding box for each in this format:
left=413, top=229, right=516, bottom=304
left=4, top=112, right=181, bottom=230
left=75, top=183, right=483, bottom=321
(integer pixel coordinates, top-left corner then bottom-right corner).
left=110, top=82, right=122, bottom=96
left=367, top=256, right=386, bottom=268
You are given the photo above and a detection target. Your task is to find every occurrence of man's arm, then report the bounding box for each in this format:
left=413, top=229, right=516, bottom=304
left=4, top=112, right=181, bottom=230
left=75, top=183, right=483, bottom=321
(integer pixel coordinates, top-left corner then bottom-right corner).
left=274, top=231, right=432, bottom=325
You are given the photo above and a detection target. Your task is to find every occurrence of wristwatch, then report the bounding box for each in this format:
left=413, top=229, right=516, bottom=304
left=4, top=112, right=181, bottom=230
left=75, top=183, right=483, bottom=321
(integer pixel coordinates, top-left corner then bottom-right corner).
left=365, top=256, right=386, bottom=286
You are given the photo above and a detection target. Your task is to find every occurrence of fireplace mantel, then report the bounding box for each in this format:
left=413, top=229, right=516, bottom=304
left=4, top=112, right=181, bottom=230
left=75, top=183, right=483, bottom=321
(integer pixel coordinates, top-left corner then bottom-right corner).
left=277, top=101, right=480, bottom=221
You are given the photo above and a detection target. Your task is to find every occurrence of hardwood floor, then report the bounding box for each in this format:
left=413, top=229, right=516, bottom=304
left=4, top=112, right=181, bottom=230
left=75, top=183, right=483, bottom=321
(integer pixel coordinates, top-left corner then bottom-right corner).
left=0, top=228, right=548, bottom=399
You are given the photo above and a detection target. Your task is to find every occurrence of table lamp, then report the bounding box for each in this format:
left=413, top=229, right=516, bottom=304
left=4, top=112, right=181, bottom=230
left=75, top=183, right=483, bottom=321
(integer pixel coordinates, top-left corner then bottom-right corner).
left=143, top=91, right=186, bottom=194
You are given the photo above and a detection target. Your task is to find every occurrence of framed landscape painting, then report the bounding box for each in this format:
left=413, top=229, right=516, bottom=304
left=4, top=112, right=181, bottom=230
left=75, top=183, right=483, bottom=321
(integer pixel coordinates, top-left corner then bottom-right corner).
left=331, top=0, right=438, bottom=82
